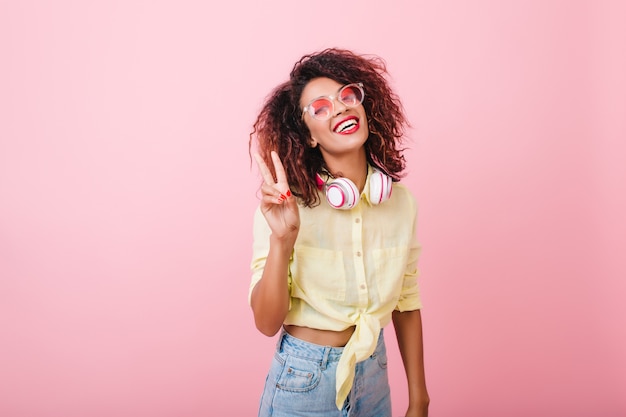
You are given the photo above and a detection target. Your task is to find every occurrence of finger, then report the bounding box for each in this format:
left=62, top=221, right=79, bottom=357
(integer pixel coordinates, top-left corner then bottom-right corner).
left=261, top=193, right=287, bottom=205
left=254, top=152, right=277, bottom=186
left=270, top=151, right=289, bottom=186
left=260, top=183, right=288, bottom=204
left=283, top=190, right=298, bottom=208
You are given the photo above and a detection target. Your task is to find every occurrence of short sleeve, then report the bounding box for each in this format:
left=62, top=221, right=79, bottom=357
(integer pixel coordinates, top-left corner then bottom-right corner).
left=249, top=206, right=293, bottom=306
left=395, top=195, right=423, bottom=312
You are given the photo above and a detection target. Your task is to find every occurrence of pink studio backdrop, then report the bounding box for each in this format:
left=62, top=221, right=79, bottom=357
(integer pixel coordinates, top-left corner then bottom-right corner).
left=1, top=1, right=624, bottom=416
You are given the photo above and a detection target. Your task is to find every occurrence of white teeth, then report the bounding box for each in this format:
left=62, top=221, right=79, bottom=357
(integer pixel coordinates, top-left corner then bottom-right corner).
left=335, top=119, right=358, bottom=133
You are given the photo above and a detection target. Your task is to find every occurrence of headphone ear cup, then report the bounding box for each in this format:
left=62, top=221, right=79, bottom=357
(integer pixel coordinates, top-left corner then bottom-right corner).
left=325, top=178, right=359, bottom=209
left=369, top=170, right=393, bottom=205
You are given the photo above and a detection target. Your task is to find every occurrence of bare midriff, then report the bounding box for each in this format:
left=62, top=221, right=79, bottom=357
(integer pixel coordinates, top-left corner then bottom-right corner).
left=283, top=324, right=356, bottom=347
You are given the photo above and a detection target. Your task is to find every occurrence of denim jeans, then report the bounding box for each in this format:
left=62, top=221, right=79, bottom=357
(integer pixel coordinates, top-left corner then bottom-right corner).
left=257, top=329, right=392, bottom=417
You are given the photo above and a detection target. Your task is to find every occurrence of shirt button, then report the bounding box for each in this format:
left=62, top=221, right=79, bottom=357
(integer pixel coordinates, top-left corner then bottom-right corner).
left=360, top=284, right=366, bottom=290
left=355, top=218, right=361, bottom=223
left=356, top=251, right=362, bottom=257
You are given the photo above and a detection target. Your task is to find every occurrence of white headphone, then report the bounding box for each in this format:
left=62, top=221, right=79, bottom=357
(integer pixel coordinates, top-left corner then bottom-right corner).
left=316, top=168, right=393, bottom=210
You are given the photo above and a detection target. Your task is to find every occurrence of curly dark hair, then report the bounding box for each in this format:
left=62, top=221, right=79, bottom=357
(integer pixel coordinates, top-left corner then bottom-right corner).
left=249, top=48, right=410, bottom=207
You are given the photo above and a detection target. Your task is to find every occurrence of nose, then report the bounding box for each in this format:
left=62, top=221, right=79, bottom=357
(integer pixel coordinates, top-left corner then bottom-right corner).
left=333, top=97, right=347, bottom=116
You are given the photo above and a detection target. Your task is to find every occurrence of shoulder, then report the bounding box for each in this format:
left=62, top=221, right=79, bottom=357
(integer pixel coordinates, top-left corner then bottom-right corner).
left=391, top=182, right=418, bottom=209
left=253, top=204, right=265, bottom=223
left=391, top=182, right=415, bottom=196
left=252, top=205, right=270, bottom=237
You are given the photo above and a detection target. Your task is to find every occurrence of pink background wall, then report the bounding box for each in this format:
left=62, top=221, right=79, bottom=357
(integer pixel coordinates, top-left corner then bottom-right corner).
left=1, top=1, right=624, bottom=416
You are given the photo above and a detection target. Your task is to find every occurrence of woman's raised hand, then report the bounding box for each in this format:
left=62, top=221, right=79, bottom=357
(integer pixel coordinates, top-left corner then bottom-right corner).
left=254, top=151, right=300, bottom=243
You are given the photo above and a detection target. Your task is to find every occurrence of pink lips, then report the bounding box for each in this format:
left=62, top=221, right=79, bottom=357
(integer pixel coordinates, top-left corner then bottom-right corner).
left=333, top=116, right=360, bottom=134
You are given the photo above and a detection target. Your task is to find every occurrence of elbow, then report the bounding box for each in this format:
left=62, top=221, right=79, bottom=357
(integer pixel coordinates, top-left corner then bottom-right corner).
left=251, top=305, right=284, bottom=336
left=254, top=319, right=282, bottom=337
left=250, top=294, right=288, bottom=337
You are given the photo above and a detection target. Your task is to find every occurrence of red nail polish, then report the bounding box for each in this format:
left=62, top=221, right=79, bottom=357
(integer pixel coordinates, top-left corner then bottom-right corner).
left=286, top=190, right=292, bottom=197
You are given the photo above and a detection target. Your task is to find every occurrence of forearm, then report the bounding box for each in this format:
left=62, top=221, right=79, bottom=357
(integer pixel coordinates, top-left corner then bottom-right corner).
left=392, top=309, right=429, bottom=412
left=250, top=235, right=293, bottom=336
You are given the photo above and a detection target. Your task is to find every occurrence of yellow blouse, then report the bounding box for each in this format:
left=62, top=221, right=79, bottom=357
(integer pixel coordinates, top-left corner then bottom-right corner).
left=249, top=167, right=422, bottom=409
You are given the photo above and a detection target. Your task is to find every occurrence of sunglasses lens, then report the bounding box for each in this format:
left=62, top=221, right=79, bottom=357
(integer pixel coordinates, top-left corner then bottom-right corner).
left=304, top=84, right=365, bottom=120
left=339, top=84, right=364, bottom=107
left=309, top=98, right=333, bottom=120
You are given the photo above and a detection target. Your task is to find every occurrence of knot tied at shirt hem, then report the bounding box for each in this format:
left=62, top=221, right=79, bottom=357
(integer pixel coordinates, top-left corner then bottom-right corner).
left=334, top=312, right=381, bottom=409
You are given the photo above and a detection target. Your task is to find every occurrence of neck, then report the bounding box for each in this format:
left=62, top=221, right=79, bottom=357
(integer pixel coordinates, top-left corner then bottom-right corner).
left=323, top=150, right=368, bottom=192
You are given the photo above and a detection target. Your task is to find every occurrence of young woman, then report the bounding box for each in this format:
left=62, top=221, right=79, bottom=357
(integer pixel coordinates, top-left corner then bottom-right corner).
left=249, top=48, right=429, bottom=417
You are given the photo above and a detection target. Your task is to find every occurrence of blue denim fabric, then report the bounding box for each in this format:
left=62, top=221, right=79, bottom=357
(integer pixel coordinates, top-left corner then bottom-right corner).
left=257, top=329, right=391, bottom=417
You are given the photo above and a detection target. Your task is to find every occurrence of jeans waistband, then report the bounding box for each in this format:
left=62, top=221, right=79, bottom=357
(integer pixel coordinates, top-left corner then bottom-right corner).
left=276, top=329, right=345, bottom=367
left=276, top=328, right=385, bottom=368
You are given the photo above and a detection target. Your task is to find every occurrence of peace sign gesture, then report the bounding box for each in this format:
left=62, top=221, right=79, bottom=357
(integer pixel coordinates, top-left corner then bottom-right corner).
left=254, top=151, right=300, bottom=243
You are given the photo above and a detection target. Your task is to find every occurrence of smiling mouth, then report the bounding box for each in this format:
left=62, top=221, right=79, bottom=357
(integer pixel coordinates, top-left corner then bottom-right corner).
left=334, top=117, right=359, bottom=134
